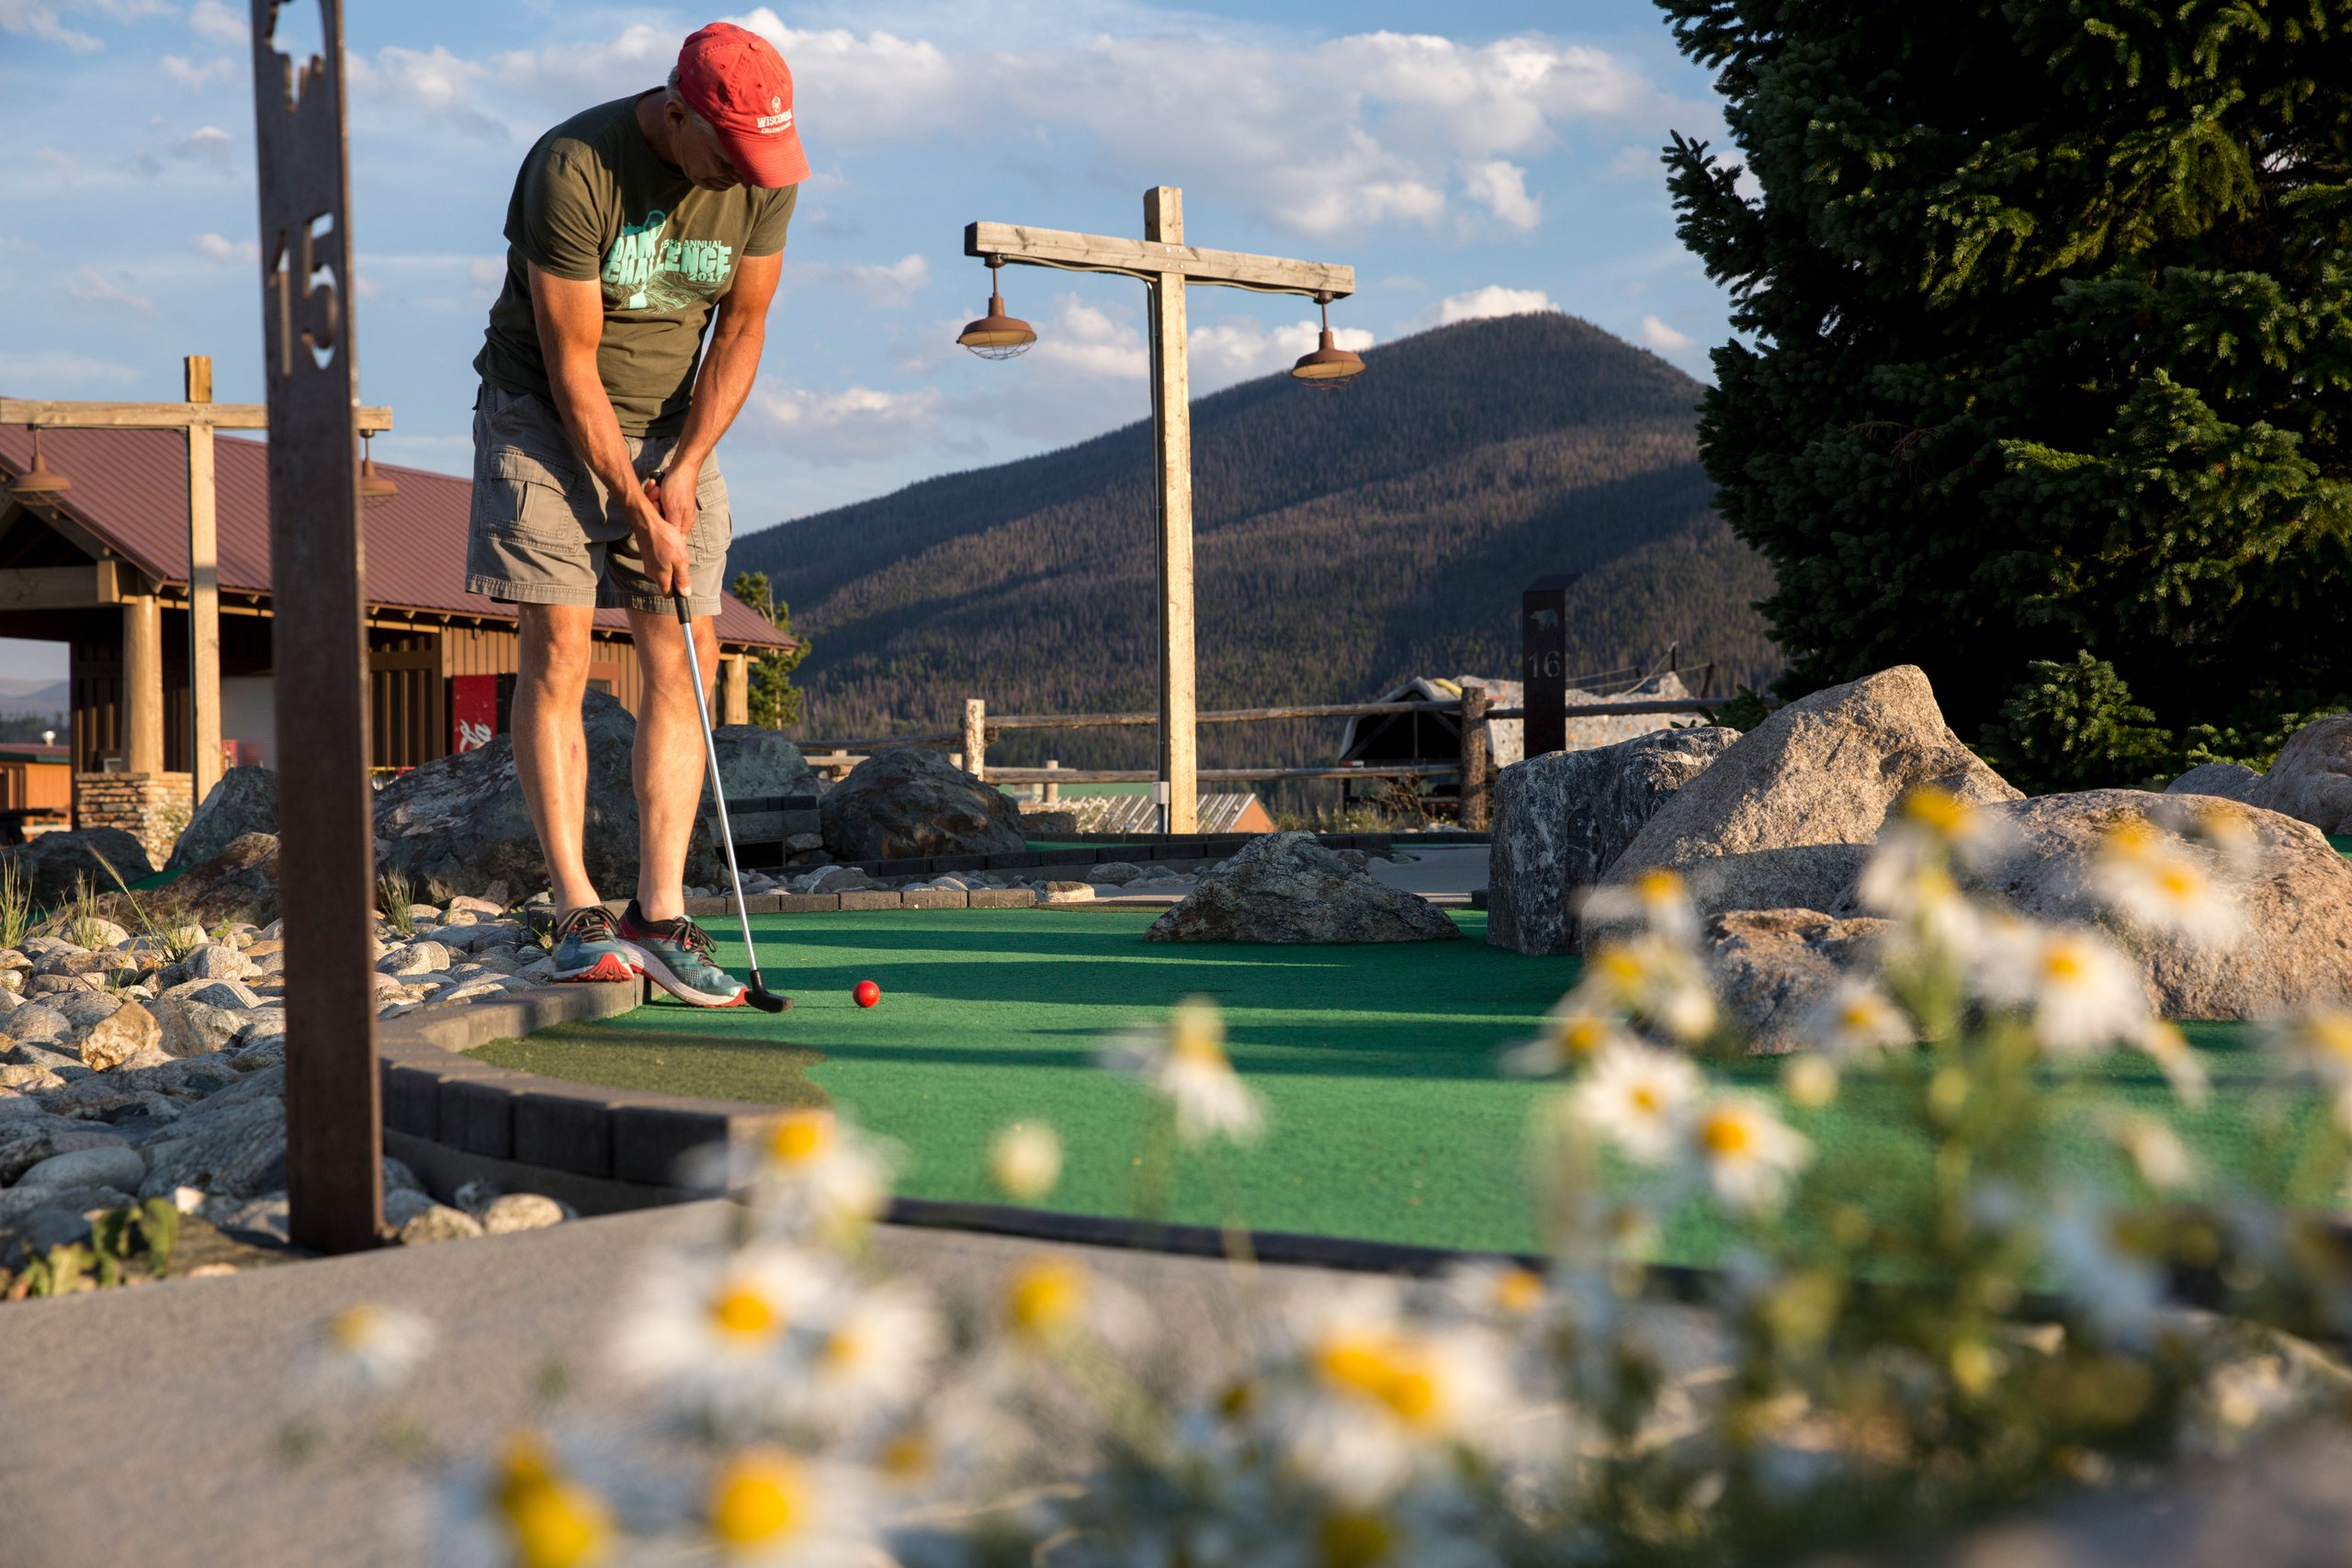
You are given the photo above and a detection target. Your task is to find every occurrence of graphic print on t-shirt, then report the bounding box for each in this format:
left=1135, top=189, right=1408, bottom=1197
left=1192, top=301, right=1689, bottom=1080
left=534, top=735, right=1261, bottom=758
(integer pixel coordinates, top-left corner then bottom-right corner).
left=601, top=209, right=736, bottom=313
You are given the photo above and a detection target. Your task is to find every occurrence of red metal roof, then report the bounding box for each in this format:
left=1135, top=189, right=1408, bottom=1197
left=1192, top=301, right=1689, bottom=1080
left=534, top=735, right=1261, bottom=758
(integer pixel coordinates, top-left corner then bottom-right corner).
left=0, top=423, right=790, bottom=650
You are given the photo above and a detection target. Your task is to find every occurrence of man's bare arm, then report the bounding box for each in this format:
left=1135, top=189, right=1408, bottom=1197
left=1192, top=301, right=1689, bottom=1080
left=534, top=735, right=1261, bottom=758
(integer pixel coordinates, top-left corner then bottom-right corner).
left=652, top=248, right=782, bottom=535
left=527, top=262, right=689, bottom=593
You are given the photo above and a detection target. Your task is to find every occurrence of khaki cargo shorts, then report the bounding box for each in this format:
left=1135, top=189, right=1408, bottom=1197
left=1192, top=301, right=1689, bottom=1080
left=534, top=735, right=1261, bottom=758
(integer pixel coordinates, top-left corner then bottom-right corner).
left=465, top=382, right=731, bottom=616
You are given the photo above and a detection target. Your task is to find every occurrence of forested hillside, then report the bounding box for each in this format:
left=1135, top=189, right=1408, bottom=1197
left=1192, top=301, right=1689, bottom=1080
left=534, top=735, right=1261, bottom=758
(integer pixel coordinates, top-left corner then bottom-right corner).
left=733, top=312, right=1779, bottom=776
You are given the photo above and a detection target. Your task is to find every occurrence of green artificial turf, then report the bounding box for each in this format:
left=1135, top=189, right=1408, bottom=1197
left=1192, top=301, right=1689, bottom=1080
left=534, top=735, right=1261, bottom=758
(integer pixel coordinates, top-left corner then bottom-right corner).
left=469, top=909, right=2326, bottom=1263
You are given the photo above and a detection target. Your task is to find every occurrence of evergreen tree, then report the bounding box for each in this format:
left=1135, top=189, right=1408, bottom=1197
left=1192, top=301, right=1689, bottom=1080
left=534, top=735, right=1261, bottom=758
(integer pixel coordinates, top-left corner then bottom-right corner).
left=1660, top=1, right=2352, bottom=787
left=728, top=570, right=808, bottom=729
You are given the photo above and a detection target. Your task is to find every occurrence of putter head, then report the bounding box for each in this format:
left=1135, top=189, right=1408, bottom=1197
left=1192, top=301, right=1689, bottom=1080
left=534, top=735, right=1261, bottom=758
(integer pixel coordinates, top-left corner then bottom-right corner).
left=746, top=987, right=790, bottom=1013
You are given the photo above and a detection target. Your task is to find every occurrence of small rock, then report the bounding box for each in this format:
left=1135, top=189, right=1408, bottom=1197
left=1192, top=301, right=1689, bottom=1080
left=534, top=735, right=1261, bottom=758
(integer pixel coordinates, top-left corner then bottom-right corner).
left=183, top=943, right=253, bottom=982
left=383, top=1156, right=423, bottom=1192
left=149, top=996, right=249, bottom=1059
left=453, top=1179, right=503, bottom=1214
left=377, top=941, right=453, bottom=977
left=2255, top=715, right=2352, bottom=835
left=397, top=1203, right=484, bottom=1245
left=206, top=1190, right=290, bottom=1243
left=1042, top=882, right=1095, bottom=903
left=1, top=1003, right=71, bottom=1046
left=382, top=1188, right=438, bottom=1229
left=15, top=1141, right=147, bottom=1192
left=74, top=1001, right=162, bottom=1071
left=137, top=1094, right=287, bottom=1201
left=481, top=1192, right=567, bottom=1234
left=6, top=1205, right=94, bottom=1260
left=1089, top=863, right=1145, bottom=886
left=0, top=1065, right=67, bottom=1093
left=1146, top=833, right=1462, bottom=944
left=228, top=1035, right=285, bottom=1072
left=2165, top=762, right=2265, bottom=805
left=184, top=979, right=263, bottom=1011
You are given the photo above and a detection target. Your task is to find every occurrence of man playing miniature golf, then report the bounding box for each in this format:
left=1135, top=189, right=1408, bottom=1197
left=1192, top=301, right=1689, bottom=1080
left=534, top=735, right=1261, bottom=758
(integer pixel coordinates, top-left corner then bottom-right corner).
left=467, top=22, right=805, bottom=1007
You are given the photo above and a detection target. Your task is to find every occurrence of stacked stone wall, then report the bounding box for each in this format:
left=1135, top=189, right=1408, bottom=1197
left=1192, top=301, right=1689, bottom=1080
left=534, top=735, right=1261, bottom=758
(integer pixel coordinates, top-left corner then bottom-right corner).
left=74, top=772, right=193, bottom=866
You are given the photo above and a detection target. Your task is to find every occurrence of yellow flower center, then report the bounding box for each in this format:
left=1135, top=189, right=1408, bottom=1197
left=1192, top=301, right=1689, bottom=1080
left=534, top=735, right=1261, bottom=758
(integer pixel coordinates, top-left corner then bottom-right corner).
left=1495, top=1267, right=1544, bottom=1314
left=768, top=1111, right=831, bottom=1167
left=1702, top=1111, right=1751, bottom=1156
left=1315, top=1337, right=1442, bottom=1427
left=1630, top=1085, right=1660, bottom=1114
left=1007, top=1258, right=1087, bottom=1337
left=1171, top=1031, right=1229, bottom=1071
left=1597, top=944, right=1645, bottom=986
left=880, top=1429, right=934, bottom=1481
left=328, top=1303, right=380, bottom=1352
left=2307, top=1014, right=2352, bottom=1063
left=493, top=1435, right=610, bottom=1568
left=2104, top=819, right=2157, bottom=858
left=1555, top=1015, right=1608, bottom=1056
left=1903, top=786, right=1972, bottom=836
left=1318, top=1509, right=1396, bottom=1568
left=1838, top=1001, right=1876, bottom=1032
left=1635, top=868, right=1685, bottom=903
left=708, top=1450, right=807, bottom=1548
left=2155, top=862, right=2200, bottom=900
left=2041, top=943, right=2086, bottom=984
left=709, top=1286, right=780, bottom=1342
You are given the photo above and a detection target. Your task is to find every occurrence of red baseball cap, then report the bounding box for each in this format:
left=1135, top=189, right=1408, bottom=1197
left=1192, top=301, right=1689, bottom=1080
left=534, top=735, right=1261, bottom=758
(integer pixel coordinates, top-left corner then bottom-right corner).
left=674, top=22, right=810, bottom=189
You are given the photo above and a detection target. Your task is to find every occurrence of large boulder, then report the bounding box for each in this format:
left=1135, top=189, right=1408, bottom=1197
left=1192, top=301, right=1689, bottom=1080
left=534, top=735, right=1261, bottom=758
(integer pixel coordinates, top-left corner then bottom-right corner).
left=2255, top=715, right=2352, bottom=836
left=1599, top=666, right=2020, bottom=936
left=819, top=748, right=1027, bottom=863
left=113, top=832, right=281, bottom=928
left=375, top=690, right=639, bottom=898
left=691, top=727, right=817, bottom=876
left=2165, top=762, right=2264, bottom=805
left=1, top=828, right=153, bottom=908
left=164, top=765, right=278, bottom=874
left=1706, top=908, right=1892, bottom=1054
left=1946, top=790, right=2352, bottom=1020
left=1487, top=726, right=1739, bottom=956
left=1146, top=831, right=1461, bottom=944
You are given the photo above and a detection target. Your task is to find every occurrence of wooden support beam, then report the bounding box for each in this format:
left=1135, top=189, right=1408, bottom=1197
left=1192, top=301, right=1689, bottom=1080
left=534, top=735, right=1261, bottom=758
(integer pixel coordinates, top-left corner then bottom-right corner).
left=967, top=220, right=1353, bottom=299
left=721, top=653, right=750, bottom=727
left=0, top=562, right=119, bottom=611
left=186, top=355, right=222, bottom=806
left=1147, top=187, right=1198, bottom=836
left=0, top=399, right=393, bottom=432
left=1458, top=682, right=1491, bottom=831
left=963, top=697, right=987, bottom=783
left=122, top=592, right=164, bottom=775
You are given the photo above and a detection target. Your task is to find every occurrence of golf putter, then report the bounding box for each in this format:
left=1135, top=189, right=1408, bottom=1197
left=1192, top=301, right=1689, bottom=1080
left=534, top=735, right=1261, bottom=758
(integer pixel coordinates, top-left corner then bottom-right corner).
left=674, top=587, right=790, bottom=1012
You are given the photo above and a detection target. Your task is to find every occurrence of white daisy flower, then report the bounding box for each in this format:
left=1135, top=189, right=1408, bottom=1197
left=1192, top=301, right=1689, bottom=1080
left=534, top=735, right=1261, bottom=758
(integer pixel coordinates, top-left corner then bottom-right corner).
left=1578, top=866, right=1700, bottom=945
left=752, top=1111, right=896, bottom=1241
left=610, top=1245, right=836, bottom=1423
left=1858, top=784, right=2015, bottom=910
left=2134, top=1019, right=2211, bottom=1109
left=1571, top=1043, right=1703, bottom=1165
left=310, top=1301, right=433, bottom=1393
left=790, top=1279, right=944, bottom=1437
left=2087, top=818, right=2243, bottom=948
left=2041, top=1191, right=2167, bottom=1346
left=1779, top=1054, right=1840, bottom=1111
left=1498, top=999, right=1634, bottom=1078
left=1690, top=1095, right=1813, bottom=1217
left=450, top=1428, right=616, bottom=1568
left=1800, top=978, right=1915, bottom=1059
left=987, top=1120, right=1064, bottom=1201
left=2264, top=1006, right=2352, bottom=1134
left=1432, top=1260, right=1549, bottom=1324
left=2101, top=1111, right=2197, bottom=1192
left=1266, top=1282, right=1521, bottom=1505
left=1976, top=924, right=2148, bottom=1055
left=701, top=1447, right=879, bottom=1567
left=1101, top=997, right=1267, bottom=1145
left=1578, top=933, right=1718, bottom=1043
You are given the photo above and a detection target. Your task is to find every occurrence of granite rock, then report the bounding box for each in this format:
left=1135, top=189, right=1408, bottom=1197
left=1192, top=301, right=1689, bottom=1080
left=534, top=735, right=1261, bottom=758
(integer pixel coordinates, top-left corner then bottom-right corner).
left=1707, top=908, right=1895, bottom=1053
left=2254, top=715, right=2352, bottom=836
left=819, top=748, right=1029, bottom=863
left=14, top=1141, right=147, bottom=1193
left=74, top=1001, right=161, bottom=1071
left=1146, top=832, right=1460, bottom=944
left=0, top=829, right=153, bottom=908
left=1487, top=726, right=1739, bottom=956
left=2165, top=762, right=2266, bottom=805
left=164, top=765, right=279, bottom=875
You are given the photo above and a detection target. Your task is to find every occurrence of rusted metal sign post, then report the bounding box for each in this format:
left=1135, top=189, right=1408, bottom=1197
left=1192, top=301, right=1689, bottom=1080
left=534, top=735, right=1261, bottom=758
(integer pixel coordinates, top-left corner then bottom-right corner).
left=249, top=0, right=383, bottom=1252
left=1521, top=573, right=1579, bottom=759
left=965, top=193, right=1353, bottom=833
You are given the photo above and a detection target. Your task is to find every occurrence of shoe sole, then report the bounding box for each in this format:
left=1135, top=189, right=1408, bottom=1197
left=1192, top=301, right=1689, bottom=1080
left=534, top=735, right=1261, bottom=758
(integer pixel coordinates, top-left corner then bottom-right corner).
left=551, top=952, right=641, bottom=984
left=625, top=941, right=749, bottom=1009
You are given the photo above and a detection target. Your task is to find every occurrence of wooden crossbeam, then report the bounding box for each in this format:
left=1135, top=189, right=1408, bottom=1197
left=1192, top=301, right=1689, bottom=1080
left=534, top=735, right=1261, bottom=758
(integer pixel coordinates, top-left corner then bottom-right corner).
left=0, top=400, right=394, bottom=433
left=966, top=220, right=1353, bottom=299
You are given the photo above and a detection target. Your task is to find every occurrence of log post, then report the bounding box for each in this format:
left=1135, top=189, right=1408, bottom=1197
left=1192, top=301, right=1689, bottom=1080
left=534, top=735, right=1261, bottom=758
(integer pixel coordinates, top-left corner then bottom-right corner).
left=1458, top=682, right=1490, bottom=830
left=186, top=355, right=222, bottom=807
left=1145, top=186, right=1198, bottom=835
left=122, top=591, right=164, bottom=776
left=1043, top=759, right=1060, bottom=804
left=722, top=652, right=750, bottom=726
left=963, top=697, right=987, bottom=781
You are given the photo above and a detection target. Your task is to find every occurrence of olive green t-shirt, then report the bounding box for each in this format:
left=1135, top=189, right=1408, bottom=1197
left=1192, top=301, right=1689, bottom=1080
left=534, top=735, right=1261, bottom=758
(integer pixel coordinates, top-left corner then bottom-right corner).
left=474, top=93, right=797, bottom=436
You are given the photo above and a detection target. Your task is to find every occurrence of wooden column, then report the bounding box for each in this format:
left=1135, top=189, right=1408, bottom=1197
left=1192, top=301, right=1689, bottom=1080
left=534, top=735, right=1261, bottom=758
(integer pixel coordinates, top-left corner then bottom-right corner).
left=722, top=653, right=750, bottom=726
left=186, top=355, right=222, bottom=803
left=963, top=697, right=987, bottom=782
left=1145, top=186, right=1198, bottom=835
left=122, top=591, right=164, bottom=775
left=1458, top=682, right=1491, bottom=830
left=1043, top=759, right=1060, bottom=804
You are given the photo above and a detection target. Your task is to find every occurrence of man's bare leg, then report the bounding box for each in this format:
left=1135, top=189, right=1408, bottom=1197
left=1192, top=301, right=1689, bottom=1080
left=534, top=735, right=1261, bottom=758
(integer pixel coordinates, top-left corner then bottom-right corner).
left=512, top=603, right=604, bottom=913
left=626, top=606, right=718, bottom=924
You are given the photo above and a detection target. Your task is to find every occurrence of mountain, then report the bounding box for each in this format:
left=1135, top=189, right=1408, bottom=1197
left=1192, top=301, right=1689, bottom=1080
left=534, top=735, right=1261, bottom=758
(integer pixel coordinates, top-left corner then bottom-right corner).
left=731, top=312, right=1779, bottom=781
left=0, top=679, right=68, bottom=719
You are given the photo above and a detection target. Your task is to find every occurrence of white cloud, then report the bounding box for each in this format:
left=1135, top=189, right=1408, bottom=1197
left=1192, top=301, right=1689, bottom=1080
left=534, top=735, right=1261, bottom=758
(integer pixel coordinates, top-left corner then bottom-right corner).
left=804, top=253, right=929, bottom=308
left=1463, top=159, right=1541, bottom=229
left=162, top=54, right=237, bottom=88
left=1636, top=313, right=1695, bottom=353
left=0, top=0, right=98, bottom=51
left=345, top=45, right=506, bottom=141
left=169, top=123, right=234, bottom=170
left=66, top=266, right=157, bottom=316
left=187, top=0, right=244, bottom=44
left=1189, top=315, right=1374, bottom=389
left=191, top=231, right=258, bottom=264
left=1418, top=285, right=1561, bottom=328
left=0, top=348, right=141, bottom=389
left=748, top=382, right=947, bottom=465
left=1030, top=295, right=1148, bottom=380
left=469, top=256, right=508, bottom=296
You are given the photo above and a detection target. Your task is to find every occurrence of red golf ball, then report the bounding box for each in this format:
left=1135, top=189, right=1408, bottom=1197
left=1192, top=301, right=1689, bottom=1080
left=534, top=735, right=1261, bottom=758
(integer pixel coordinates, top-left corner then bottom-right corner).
left=854, top=980, right=881, bottom=1009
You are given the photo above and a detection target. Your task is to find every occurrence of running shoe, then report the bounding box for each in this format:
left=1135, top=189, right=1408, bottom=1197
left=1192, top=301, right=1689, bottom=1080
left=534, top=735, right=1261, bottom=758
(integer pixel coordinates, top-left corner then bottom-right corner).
left=548, top=904, right=641, bottom=983
left=617, top=900, right=759, bottom=1008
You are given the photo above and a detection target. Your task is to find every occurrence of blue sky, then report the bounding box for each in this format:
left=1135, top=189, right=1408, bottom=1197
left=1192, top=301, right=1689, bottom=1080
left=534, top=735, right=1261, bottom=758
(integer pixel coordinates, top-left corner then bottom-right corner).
left=0, top=0, right=1738, bottom=683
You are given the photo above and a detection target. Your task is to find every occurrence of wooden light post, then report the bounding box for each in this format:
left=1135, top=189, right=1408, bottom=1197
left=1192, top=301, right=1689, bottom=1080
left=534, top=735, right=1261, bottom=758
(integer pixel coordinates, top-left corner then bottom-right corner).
left=961, top=189, right=1355, bottom=833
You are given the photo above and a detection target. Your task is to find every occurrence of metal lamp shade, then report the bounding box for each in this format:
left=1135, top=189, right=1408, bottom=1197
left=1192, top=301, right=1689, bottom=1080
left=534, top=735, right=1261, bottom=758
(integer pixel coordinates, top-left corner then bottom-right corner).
left=1290, top=327, right=1364, bottom=389
left=7, top=431, right=73, bottom=499
left=958, top=291, right=1037, bottom=359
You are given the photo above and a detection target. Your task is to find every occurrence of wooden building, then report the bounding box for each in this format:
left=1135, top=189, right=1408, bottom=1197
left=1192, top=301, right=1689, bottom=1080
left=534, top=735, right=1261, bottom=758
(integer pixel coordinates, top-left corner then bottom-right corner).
left=0, top=422, right=792, bottom=856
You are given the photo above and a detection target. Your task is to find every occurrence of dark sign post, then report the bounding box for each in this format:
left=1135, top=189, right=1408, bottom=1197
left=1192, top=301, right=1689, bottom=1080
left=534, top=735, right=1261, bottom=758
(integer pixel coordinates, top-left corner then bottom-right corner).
left=1521, top=573, right=1579, bottom=759
left=250, top=0, right=383, bottom=1253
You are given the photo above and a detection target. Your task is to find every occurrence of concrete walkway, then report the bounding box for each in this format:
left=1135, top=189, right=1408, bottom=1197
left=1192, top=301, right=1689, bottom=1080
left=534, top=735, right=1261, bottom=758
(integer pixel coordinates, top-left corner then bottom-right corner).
left=1370, top=842, right=1489, bottom=898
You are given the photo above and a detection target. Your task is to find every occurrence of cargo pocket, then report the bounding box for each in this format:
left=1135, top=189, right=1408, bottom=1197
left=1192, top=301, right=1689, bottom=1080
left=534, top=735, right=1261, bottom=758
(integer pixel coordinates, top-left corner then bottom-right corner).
left=484, top=444, right=601, bottom=546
